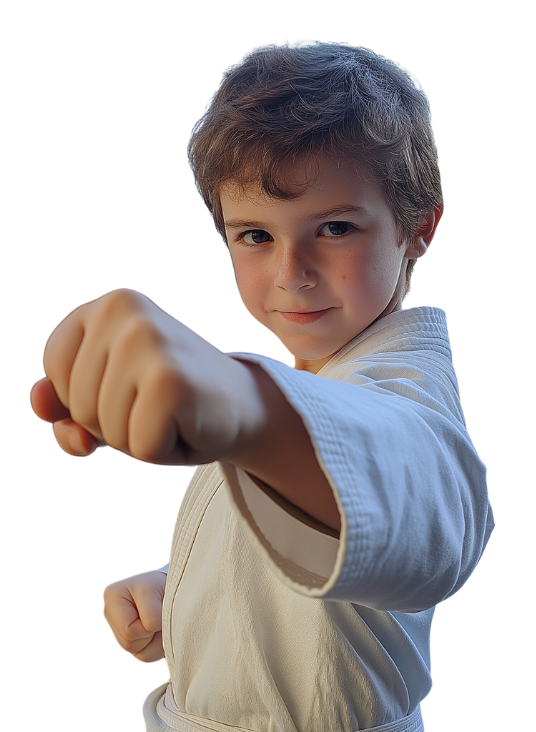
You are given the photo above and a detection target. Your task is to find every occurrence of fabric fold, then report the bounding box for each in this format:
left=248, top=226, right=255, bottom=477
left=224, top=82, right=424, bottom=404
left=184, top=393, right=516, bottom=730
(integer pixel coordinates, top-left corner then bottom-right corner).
left=144, top=307, right=493, bottom=732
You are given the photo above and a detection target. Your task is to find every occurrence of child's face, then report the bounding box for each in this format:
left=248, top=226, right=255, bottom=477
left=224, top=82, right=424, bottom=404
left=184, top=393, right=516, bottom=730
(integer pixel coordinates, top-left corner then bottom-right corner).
left=221, top=157, right=424, bottom=373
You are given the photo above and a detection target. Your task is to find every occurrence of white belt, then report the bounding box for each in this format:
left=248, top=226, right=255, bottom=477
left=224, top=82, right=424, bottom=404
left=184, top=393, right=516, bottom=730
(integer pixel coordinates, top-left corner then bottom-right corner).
left=144, top=682, right=424, bottom=732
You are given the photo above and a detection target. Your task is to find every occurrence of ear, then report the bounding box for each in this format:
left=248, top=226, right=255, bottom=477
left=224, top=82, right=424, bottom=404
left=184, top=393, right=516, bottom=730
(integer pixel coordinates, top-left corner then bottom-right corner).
left=405, top=205, right=443, bottom=259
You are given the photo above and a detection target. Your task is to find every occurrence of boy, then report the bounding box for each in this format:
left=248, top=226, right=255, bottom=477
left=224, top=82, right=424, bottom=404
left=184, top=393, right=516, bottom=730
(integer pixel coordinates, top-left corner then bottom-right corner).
left=31, top=43, right=494, bottom=731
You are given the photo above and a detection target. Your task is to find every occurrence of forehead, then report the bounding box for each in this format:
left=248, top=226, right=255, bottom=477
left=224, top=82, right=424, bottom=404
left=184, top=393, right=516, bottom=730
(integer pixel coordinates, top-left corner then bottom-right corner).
left=220, top=156, right=392, bottom=221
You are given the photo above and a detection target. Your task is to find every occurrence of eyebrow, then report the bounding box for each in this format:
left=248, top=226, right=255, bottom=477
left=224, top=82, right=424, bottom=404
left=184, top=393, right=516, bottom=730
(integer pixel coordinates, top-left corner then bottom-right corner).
left=224, top=205, right=369, bottom=230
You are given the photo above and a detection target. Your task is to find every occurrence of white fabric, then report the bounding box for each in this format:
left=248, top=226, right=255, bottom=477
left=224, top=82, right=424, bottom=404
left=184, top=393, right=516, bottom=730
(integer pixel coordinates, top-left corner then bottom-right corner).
left=144, top=307, right=494, bottom=732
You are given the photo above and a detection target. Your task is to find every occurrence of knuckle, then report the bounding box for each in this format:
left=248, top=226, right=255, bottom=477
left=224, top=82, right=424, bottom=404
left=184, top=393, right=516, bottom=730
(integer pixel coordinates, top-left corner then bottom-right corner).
left=103, top=577, right=130, bottom=601
left=117, top=636, right=139, bottom=652
left=103, top=581, right=112, bottom=594
left=103, top=583, right=116, bottom=604
left=68, top=397, right=96, bottom=431
left=91, top=290, right=147, bottom=340
left=111, top=313, right=165, bottom=368
left=120, top=628, right=138, bottom=644
left=118, top=316, right=153, bottom=352
left=100, top=288, right=143, bottom=316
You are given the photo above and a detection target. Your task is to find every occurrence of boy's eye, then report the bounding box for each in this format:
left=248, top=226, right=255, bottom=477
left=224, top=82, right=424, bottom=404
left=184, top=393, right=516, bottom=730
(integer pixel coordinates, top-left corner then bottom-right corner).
left=319, top=221, right=354, bottom=237
left=242, top=229, right=272, bottom=245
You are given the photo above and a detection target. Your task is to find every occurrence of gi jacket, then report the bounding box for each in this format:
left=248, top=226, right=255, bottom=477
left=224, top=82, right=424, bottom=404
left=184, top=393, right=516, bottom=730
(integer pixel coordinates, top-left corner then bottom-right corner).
left=144, top=307, right=494, bottom=732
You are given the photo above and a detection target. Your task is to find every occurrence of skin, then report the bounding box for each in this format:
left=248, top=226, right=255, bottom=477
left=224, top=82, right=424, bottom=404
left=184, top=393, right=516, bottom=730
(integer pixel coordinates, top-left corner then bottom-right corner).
left=223, top=157, right=440, bottom=373
left=30, top=155, right=441, bottom=663
left=30, top=156, right=440, bottom=531
left=29, top=290, right=332, bottom=503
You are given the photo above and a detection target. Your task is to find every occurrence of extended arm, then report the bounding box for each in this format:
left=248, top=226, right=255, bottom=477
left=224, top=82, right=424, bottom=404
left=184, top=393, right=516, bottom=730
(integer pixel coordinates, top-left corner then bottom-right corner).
left=31, top=289, right=340, bottom=531
left=226, top=361, right=341, bottom=532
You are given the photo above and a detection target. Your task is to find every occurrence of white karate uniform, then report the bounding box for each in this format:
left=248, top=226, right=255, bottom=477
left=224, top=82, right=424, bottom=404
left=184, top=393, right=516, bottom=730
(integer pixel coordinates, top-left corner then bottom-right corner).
left=143, top=307, right=494, bottom=732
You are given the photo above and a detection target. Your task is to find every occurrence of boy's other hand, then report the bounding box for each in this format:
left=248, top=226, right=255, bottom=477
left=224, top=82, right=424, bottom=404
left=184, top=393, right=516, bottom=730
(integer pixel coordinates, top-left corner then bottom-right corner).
left=103, top=570, right=166, bottom=663
left=30, top=289, right=262, bottom=465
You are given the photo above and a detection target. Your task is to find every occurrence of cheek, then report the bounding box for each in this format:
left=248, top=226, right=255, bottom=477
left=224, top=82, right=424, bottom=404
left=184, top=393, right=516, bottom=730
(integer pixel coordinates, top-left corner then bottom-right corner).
left=232, top=260, right=266, bottom=312
left=360, top=240, right=404, bottom=285
left=341, top=246, right=402, bottom=305
left=338, top=249, right=381, bottom=293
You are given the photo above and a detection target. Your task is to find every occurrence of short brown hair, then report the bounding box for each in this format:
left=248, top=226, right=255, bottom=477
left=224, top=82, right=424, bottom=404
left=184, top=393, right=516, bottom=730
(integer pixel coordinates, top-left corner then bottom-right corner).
left=188, top=43, right=443, bottom=292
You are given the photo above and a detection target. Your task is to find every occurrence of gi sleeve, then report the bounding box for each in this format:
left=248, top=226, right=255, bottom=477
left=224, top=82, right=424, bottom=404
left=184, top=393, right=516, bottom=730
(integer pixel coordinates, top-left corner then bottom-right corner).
left=220, top=353, right=494, bottom=613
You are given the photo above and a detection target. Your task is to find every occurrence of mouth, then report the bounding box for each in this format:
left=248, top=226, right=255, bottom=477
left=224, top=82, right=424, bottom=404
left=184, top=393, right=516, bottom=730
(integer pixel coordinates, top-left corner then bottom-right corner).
left=278, top=308, right=332, bottom=324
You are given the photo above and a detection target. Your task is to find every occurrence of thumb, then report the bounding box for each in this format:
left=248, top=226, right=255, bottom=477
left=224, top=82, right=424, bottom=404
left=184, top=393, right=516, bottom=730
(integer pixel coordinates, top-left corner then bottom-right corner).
left=138, top=608, right=163, bottom=635
left=31, top=377, right=70, bottom=422
left=53, top=418, right=101, bottom=457
left=134, top=587, right=164, bottom=634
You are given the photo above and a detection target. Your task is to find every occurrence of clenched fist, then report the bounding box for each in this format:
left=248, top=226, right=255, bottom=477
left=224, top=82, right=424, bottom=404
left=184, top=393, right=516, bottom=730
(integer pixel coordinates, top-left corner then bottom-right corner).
left=30, top=289, right=265, bottom=466
left=103, top=570, right=167, bottom=663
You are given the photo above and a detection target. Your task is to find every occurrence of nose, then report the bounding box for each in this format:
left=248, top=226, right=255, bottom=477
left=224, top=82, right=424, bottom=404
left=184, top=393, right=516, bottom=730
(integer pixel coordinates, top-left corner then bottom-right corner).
left=274, top=245, right=317, bottom=292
